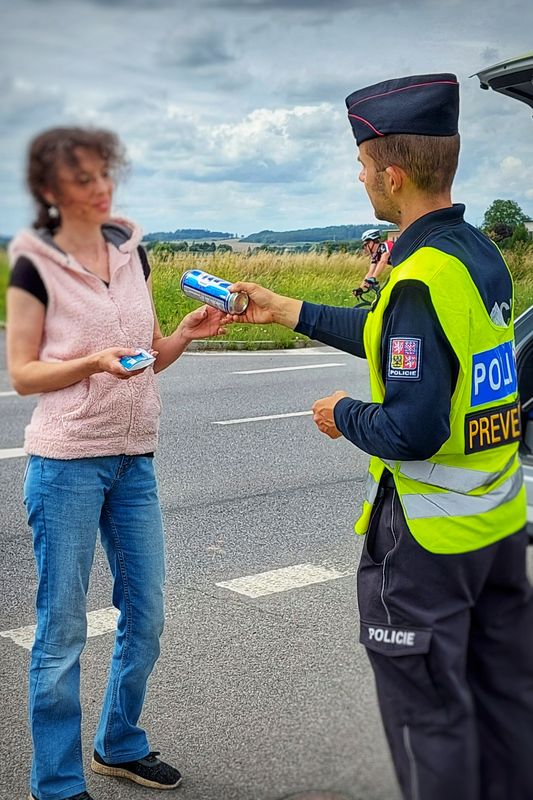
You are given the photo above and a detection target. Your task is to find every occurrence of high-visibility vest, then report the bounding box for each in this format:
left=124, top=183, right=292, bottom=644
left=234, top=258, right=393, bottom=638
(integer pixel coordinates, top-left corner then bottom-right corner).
left=356, top=245, right=526, bottom=554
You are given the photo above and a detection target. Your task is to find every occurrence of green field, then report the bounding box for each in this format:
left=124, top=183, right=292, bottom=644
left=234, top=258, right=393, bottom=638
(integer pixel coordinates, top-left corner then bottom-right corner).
left=151, top=250, right=367, bottom=347
left=1, top=247, right=532, bottom=347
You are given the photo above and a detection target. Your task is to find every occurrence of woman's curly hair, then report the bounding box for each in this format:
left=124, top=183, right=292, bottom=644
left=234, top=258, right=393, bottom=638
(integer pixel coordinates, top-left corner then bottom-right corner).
left=27, top=127, right=129, bottom=231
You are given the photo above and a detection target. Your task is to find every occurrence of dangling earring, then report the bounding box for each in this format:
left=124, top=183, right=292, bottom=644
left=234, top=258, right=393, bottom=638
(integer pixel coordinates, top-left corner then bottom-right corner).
left=48, top=205, right=59, bottom=219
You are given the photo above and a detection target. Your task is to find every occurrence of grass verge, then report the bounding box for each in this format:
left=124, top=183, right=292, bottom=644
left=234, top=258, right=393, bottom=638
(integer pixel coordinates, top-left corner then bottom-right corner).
left=1, top=248, right=532, bottom=343
left=151, top=251, right=365, bottom=347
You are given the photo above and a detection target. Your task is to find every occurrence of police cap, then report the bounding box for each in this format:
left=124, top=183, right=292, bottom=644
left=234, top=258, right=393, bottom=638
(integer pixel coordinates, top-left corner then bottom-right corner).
left=345, top=73, right=459, bottom=146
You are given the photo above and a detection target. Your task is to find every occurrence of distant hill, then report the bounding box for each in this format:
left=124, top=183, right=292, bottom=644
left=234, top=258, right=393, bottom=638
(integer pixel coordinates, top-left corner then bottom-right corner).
left=143, top=224, right=397, bottom=246
left=241, top=224, right=395, bottom=244
left=143, top=229, right=236, bottom=242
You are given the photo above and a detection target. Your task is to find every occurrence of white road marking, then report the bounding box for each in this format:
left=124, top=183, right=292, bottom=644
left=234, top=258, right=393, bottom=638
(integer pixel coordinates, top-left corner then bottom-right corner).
left=216, top=563, right=354, bottom=598
left=2, top=562, right=355, bottom=651
left=184, top=346, right=340, bottom=357
left=0, top=391, right=17, bottom=397
left=0, top=448, right=26, bottom=460
left=0, top=607, right=119, bottom=651
left=233, top=362, right=346, bottom=375
left=213, top=410, right=312, bottom=425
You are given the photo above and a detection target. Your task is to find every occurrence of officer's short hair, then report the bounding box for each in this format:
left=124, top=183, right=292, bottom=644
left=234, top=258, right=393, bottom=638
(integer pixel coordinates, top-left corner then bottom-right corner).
left=365, top=133, right=460, bottom=195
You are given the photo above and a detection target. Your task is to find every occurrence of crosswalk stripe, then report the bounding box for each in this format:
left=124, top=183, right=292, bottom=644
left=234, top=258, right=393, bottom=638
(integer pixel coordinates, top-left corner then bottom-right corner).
left=0, top=607, right=119, bottom=651
left=215, top=563, right=354, bottom=598
left=0, top=562, right=356, bottom=650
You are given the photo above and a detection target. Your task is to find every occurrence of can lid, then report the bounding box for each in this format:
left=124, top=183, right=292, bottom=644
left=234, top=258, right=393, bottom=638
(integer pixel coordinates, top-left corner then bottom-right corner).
left=230, top=292, right=249, bottom=314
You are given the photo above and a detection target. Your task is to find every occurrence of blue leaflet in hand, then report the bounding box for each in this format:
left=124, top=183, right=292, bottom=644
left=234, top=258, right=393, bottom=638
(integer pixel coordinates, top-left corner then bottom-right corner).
left=119, top=349, right=155, bottom=371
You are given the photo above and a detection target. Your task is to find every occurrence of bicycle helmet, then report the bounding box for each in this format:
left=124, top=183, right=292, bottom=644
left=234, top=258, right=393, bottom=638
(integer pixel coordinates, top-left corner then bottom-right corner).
left=361, top=228, right=381, bottom=242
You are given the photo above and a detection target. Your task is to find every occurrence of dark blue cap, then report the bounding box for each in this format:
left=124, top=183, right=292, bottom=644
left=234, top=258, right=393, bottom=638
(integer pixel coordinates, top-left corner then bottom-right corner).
left=345, top=73, right=459, bottom=145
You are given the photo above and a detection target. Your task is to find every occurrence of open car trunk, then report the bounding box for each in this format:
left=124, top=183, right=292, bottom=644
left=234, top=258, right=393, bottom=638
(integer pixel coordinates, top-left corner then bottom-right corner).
left=474, top=53, right=533, bottom=110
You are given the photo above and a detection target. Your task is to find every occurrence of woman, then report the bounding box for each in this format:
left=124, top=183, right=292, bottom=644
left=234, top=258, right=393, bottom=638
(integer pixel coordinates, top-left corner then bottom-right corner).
left=6, top=127, right=225, bottom=800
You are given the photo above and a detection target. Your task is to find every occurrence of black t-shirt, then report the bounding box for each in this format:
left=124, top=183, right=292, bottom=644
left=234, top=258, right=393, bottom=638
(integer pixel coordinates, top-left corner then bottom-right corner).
left=9, top=245, right=151, bottom=306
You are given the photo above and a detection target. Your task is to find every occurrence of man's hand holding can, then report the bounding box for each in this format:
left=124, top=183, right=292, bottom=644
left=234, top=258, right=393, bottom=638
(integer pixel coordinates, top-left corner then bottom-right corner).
left=225, top=281, right=303, bottom=329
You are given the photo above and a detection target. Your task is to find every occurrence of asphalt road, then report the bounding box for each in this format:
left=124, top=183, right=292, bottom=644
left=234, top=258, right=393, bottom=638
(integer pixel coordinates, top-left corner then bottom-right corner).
left=0, top=331, right=400, bottom=800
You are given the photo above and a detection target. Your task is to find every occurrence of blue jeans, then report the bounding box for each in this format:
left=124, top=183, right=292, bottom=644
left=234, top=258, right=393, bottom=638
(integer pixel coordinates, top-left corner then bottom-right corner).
left=24, top=455, right=166, bottom=800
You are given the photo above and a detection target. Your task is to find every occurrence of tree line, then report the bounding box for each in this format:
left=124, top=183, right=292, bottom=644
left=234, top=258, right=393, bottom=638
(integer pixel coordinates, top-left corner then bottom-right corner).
left=145, top=241, right=233, bottom=254
left=141, top=200, right=531, bottom=255
left=143, top=229, right=236, bottom=242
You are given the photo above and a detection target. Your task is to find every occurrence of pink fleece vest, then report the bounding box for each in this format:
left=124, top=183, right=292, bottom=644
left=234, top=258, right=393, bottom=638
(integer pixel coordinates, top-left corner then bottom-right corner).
left=8, top=218, right=161, bottom=459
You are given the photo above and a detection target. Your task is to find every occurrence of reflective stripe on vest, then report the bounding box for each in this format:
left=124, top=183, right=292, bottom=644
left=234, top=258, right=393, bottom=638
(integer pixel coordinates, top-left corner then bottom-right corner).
left=365, top=472, right=380, bottom=504
left=402, top=467, right=523, bottom=520
left=382, top=455, right=516, bottom=493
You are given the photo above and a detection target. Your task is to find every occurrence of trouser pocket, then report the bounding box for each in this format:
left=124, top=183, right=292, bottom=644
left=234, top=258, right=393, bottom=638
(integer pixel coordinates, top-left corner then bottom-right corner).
left=360, top=620, right=432, bottom=657
left=363, top=487, right=399, bottom=565
left=361, top=619, right=445, bottom=719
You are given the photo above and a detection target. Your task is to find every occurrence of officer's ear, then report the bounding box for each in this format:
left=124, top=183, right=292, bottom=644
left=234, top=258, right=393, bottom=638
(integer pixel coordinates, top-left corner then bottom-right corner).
left=384, top=164, right=404, bottom=195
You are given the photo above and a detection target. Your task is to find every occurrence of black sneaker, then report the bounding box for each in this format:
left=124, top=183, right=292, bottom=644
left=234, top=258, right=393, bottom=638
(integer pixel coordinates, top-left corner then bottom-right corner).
left=91, top=749, right=182, bottom=790
left=30, top=793, right=94, bottom=800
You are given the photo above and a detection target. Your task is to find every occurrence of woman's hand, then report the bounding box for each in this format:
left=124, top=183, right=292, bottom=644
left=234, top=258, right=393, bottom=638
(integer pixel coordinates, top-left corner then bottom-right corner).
left=179, top=305, right=227, bottom=341
left=7, top=286, right=158, bottom=393
left=94, top=347, right=157, bottom=379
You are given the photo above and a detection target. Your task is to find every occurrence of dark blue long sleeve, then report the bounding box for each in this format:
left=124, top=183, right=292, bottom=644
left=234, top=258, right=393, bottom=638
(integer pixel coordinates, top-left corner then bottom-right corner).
left=301, top=284, right=458, bottom=461
left=295, top=301, right=370, bottom=358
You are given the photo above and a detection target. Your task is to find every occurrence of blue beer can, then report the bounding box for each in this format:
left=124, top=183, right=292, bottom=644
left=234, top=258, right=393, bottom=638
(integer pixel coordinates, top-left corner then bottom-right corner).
left=180, top=269, right=248, bottom=314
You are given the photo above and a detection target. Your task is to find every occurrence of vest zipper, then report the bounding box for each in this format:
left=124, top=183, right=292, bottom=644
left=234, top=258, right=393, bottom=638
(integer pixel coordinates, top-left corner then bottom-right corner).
left=106, top=289, right=136, bottom=450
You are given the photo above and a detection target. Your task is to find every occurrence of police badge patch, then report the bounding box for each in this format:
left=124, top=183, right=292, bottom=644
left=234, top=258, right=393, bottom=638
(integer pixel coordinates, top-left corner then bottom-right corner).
left=387, top=337, right=422, bottom=380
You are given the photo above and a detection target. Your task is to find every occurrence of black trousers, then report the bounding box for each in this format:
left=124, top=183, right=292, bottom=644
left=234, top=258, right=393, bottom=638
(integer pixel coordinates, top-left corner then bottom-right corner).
left=357, top=484, right=533, bottom=800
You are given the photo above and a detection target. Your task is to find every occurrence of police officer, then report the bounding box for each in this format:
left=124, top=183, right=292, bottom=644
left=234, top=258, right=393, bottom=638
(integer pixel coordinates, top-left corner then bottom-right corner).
left=227, top=73, right=533, bottom=800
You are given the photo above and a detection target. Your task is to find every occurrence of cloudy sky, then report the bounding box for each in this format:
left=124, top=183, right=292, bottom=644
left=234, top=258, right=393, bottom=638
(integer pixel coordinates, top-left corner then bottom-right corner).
left=1, top=0, right=532, bottom=236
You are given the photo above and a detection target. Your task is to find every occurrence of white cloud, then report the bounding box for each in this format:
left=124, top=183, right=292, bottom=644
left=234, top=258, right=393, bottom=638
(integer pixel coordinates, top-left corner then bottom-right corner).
left=500, top=156, right=524, bottom=174
left=1, top=0, right=533, bottom=234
